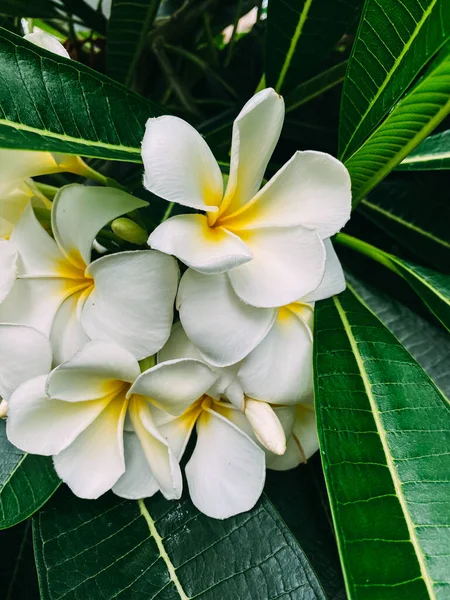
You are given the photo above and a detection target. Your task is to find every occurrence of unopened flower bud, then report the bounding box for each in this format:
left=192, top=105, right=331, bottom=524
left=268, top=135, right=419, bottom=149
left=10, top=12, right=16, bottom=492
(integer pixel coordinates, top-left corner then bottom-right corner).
left=111, top=218, right=148, bottom=245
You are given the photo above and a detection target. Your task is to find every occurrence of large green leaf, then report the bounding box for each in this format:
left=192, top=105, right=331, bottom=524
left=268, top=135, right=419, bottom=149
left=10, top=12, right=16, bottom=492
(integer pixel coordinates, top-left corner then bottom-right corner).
left=358, top=178, right=450, bottom=271
left=314, top=286, right=450, bottom=599
left=0, top=520, right=39, bottom=599
left=337, top=233, right=450, bottom=335
left=107, top=0, right=160, bottom=86
left=345, top=43, right=450, bottom=204
left=0, top=27, right=161, bottom=161
left=339, top=0, right=450, bottom=162
left=265, top=0, right=362, bottom=93
left=0, top=0, right=58, bottom=18
left=398, top=129, right=450, bottom=170
left=0, top=421, right=60, bottom=530
left=33, top=487, right=326, bottom=600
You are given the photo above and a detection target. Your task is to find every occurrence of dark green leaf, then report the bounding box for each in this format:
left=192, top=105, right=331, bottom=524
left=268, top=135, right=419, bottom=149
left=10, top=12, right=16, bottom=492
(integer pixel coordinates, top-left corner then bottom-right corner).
left=285, top=60, right=348, bottom=113
left=358, top=177, right=450, bottom=271
left=0, top=421, right=60, bottom=530
left=0, top=27, right=161, bottom=161
left=34, top=486, right=326, bottom=600
left=398, top=129, right=450, bottom=170
left=345, top=43, right=450, bottom=204
left=0, top=520, right=39, bottom=600
left=0, top=0, right=58, bottom=18
left=60, top=0, right=107, bottom=35
left=107, top=0, right=161, bottom=86
left=339, top=0, right=450, bottom=162
left=265, top=0, right=362, bottom=94
left=314, top=286, right=450, bottom=599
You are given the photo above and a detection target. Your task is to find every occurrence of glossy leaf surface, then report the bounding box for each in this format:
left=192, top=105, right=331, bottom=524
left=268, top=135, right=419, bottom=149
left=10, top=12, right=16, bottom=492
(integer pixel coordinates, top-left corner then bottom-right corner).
left=398, top=129, right=450, bottom=171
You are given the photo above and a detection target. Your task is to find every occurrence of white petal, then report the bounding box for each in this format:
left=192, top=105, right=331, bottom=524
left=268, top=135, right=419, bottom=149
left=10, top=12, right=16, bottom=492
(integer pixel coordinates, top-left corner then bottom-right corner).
left=223, top=151, right=351, bottom=238
left=265, top=405, right=301, bottom=471
left=157, top=402, right=203, bottom=460
left=219, top=89, right=284, bottom=218
left=293, top=402, right=318, bottom=461
left=130, top=358, right=217, bottom=416
left=186, top=406, right=265, bottom=519
left=53, top=396, right=127, bottom=499
left=83, top=250, right=178, bottom=359
left=52, top=185, right=147, bottom=268
left=50, top=293, right=90, bottom=365
left=0, top=277, right=68, bottom=336
left=0, top=183, right=33, bottom=239
left=129, top=396, right=182, bottom=500
left=244, top=398, right=286, bottom=455
left=112, top=431, right=159, bottom=499
left=0, top=240, right=17, bottom=303
left=47, top=340, right=140, bottom=401
left=177, top=270, right=276, bottom=366
left=0, top=150, right=60, bottom=196
left=157, top=321, right=202, bottom=362
left=142, top=115, right=222, bottom=212
left=7, top=375, right=109, bottom=455
left=24, top=32, right=70, bottom=58
left=228, top=225, right=326, bottom=308
left=10, top=203, right=69, bottom=276
left=239, top=304, right=313, bottom=404
left=302, top=238, right=345, bottom=302
left=148, top=214, right=252, bottom=274
left=0, top=325, right=52, bottom=400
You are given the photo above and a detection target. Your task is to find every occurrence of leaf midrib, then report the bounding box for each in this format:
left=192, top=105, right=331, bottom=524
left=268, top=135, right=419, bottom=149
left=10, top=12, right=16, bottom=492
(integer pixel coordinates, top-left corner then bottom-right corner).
left=137, top=499, right=189, bottom=600
left=341, top=0, right=439, bottom=161
left=333, top=288, right=436, bottom=599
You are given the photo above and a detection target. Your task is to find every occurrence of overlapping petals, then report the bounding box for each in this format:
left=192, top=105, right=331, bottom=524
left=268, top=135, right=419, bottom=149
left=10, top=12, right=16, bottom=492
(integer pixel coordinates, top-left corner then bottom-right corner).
left=145, top=88, right=351, bottom=307
left=0, top=185, right=179, bottom=362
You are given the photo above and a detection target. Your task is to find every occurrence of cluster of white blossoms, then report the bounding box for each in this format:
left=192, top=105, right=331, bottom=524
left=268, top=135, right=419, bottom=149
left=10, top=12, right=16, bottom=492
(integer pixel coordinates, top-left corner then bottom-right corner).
left=0, top=33, right=351, bottom=519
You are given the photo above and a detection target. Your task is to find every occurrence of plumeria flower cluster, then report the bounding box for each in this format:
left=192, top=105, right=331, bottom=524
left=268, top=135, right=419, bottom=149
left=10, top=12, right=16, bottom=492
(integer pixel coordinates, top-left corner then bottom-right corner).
left=0, top=32, right=351, bottom=519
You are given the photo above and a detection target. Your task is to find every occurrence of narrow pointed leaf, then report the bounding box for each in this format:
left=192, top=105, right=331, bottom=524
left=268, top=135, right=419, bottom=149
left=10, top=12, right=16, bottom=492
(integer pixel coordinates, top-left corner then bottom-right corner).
left=339, top=0, right=450, bottom=161
left=285, top=60, right=348, bottom=113
left=33, top=487, right=326, bottom=600
left=0, top=0, right=58, bottom=18
left=398, top=129, right=450, bottom=170
left=107, top=0, right=161, bottom=86
left=314, top=286, right=450, bottom=599
left=0, top=421, right=60, bottom=530
left=265, top=0, right=362, bottom=93
left=345, top=44, right=450, bottom=204
left=0, top=27, right=161, bottom=161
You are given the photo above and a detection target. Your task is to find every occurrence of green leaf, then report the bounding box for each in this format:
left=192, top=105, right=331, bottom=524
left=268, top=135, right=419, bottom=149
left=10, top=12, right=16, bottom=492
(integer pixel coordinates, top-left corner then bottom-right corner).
left=33, top=487, right=326, bottom=600
left=265, top=0, right=362, bottom=93
left=0, top=27, right=161, bottom=161
left=107, top=0, right=160, bottom=86
left=0, top=520, right=39, bottom=600
left=344, top=43, right=450, bottom=205
left=346, top=271, right=450, bottom=397
left=314, top=286, right=450, bottom=599
left=398, top=129, right=450, bottom=170
left=0, top=421, right=60, bottom=530
left=339, top=0, right=450, bottom=162
left=285, top=60, right=348, bottom=113
left=337, top=233, right=450, bottom=336
left=0, top=0, right=58, bottom=18
left=60, top=0, right=107, bottom=35
left=358, top=178, right=450, bottom=271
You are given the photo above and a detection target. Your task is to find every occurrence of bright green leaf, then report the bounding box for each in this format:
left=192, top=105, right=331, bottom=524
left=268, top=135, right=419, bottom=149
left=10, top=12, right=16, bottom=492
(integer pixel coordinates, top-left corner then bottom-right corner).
left=285, top=60, right=348, bottom=113
left=337, top=233, right=450, bottom=336
left=345, top=43, right=450, bottom=204
left=107, top=0, right=161, bottom=86
left=33, top=487, right=326, bottom=600
left=398, top=129, right=450, bottom=170
left=314, top=286, right=450, bottom=600
left=0, top=421, right=60, bottom=530
left=339, top=0, right=450, bottom=161
left=0, top=27, right=161, bottom=161
left=265, top=0, right=362, bottom=93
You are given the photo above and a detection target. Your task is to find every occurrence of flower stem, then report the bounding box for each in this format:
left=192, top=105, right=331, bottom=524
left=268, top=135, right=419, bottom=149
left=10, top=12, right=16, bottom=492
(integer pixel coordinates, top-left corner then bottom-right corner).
left=161, top=202, right=175, bottom=222
left=335, top=233, right=401, bottom=275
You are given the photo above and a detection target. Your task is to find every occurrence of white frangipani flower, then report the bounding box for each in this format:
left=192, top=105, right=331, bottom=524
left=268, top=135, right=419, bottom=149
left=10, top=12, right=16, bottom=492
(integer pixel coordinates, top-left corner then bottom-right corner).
left=144, top=88, right=351, bottom=307
left=7, top=340, right=217, bottom=500
left=177, top=237, right=345, bottom=369
left=0, top=185, right=179, bottom=363
left=24, top=31, right=70, bottom=58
